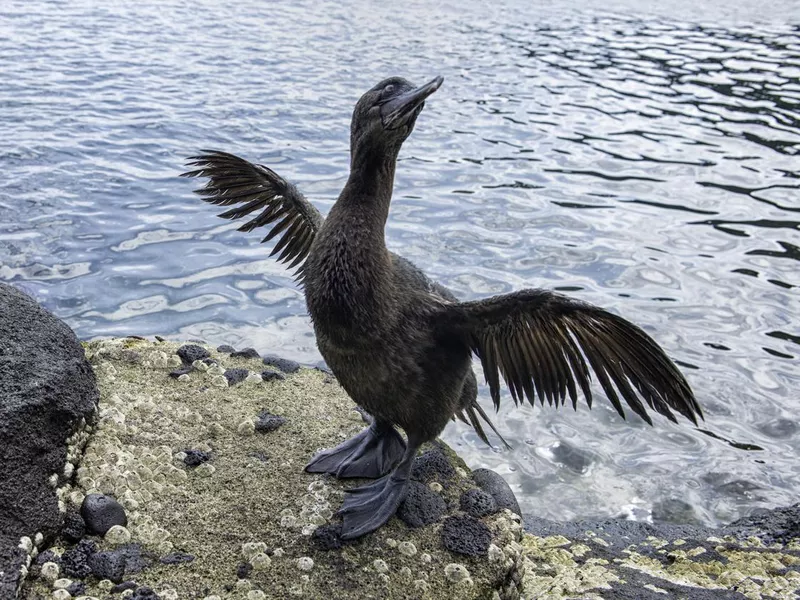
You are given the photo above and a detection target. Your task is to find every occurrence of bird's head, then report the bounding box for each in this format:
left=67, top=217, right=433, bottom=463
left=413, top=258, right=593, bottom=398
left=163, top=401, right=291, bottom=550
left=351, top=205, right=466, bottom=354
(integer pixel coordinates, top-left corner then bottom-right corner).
left=349, top=76, right=443, bottom=165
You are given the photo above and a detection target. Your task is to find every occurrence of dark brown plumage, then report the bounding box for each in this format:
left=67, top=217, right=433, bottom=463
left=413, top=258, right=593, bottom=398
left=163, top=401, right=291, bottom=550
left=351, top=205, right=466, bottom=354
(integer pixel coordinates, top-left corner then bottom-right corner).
left=183, top=75, right=702, bottom=539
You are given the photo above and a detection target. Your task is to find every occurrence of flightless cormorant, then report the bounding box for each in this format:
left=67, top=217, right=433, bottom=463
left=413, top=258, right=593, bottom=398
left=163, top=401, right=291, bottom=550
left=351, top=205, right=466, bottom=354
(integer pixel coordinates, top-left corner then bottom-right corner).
left=183, top=76, right=702, bottom=539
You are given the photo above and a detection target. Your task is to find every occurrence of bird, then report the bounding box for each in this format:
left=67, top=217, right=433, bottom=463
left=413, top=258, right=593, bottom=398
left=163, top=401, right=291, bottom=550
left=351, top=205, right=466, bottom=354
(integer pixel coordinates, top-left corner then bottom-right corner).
left=182, top=75, right=703, bottom=540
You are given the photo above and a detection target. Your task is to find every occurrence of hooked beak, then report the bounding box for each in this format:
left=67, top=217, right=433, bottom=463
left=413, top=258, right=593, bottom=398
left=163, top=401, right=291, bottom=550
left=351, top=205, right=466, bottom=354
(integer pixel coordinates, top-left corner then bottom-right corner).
left=380, top=76, right=444, bottom=130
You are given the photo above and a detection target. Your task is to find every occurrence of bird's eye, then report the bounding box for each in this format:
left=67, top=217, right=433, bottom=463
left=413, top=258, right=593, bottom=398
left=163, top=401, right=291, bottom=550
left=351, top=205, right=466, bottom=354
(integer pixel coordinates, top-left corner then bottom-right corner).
left=383, top=84, right=395, bottom=95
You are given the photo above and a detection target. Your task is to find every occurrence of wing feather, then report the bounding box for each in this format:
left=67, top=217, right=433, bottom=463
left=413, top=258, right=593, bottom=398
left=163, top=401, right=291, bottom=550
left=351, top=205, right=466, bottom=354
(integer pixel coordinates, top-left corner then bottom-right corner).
left=182, top=150, right=323, bottom=278
left=441, top=289, right=701, bottom=425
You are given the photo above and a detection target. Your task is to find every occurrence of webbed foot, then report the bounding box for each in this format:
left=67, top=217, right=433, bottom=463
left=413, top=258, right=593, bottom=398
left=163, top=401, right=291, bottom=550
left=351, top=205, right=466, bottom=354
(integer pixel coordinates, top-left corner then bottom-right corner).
left=338, top=474, right=411, bottom=539
left=305, top=421, right=406, bottom=479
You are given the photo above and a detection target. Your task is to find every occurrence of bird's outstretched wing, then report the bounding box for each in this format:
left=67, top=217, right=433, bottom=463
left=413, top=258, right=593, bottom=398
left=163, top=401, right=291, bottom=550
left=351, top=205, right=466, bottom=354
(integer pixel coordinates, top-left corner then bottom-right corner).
left=439, top=289, right=702, bottom=425
left=182, top=150, right=323, bottom=277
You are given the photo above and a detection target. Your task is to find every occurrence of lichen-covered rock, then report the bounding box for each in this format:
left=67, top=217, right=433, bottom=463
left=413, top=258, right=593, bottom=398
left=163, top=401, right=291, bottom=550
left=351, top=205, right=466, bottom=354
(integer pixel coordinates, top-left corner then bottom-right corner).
left=18, top=338, right=799, bottom=600
left=0, top=283, right=98, bottom=598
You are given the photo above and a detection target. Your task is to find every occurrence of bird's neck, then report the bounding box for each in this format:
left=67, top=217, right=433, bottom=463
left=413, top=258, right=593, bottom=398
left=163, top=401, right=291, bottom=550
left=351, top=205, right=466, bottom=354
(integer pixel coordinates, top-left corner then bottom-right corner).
left=339, top=149, right=398, bottom=228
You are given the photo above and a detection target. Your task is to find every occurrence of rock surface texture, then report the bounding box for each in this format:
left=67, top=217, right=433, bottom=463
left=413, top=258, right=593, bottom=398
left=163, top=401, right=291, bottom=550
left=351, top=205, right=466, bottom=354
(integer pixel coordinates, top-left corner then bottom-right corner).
left=9, top=335, right=800, bottom=599
left=0, top=283, right=98, bottom=599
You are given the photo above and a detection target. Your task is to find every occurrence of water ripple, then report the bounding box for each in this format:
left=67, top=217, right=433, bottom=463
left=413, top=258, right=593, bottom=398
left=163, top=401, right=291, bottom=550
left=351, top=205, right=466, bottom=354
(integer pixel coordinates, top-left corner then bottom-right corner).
left=1, top=0, right=798, bottom=527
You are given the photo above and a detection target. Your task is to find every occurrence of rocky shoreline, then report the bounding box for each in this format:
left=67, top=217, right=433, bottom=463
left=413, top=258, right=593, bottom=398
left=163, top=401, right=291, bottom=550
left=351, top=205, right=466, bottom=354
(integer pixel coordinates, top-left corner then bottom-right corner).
left=1, top=282, right=798, bottom=599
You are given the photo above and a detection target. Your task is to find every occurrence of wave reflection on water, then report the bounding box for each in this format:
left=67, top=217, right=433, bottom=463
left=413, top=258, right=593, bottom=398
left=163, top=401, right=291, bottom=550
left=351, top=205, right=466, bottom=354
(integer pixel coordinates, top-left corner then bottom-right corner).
left=0, top=0, right=798, bottom=527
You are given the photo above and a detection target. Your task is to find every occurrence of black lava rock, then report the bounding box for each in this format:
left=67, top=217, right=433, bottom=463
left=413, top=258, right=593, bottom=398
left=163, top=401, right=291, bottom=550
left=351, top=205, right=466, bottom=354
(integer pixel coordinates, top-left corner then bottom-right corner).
left=81, top=493, right=127, bottom=535
left=66, top=581, right=86, bottom=596
left=160, top=552, right=194, bottom=565
left=176, top=344, right=210, bottom=365
left=216, top=344, right=236, bottom=354
left=0, top=283, right=98, bottom=598
left=183, top=450, right=211, bottom=467
left=110, top=581, right=138, bottom=593
left=312, top=524, right=344, bottom=550
left=62, top=510, right=86, bottom=543
left=460, top=488, right=498, bottom=518
left=472, top=468, right=521, bottom=516
left=728, top=502, right=800, bottom=546
left=34, top=549, right=60, bottom=566
left=132, top=586, right=161, bottom=600
left=255, top=411, right=287, bottom=433
left=90, top=550, right=127, bottom=583
left=262, top=355, right=300, bottom=373
left=231, top=347, right=260, bottom=359
left=441, top=515, right=492, bottom=556
left=108, top=543, right=150, bottom=575
left=61, top=539, right=97, bottom=579
left=168, top=367, right=192, bottom=379
left=261, top=370, right=286, bottom=382
left=224, top=368, right=249, bottom=386
left=237, top=562, right=253, bottom=579
left=410, top=450, right=455, bottom=484
left=397, top=481, right=446, bottom=528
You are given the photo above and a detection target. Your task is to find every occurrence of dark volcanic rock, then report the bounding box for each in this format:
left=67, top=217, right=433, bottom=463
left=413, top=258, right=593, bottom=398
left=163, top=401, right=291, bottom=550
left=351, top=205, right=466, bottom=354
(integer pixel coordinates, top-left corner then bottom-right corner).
left=176, top=344, right=210, bottom=365
left=727, top=502, right=800, bottom=546
left=255, top=411, right=287, bottom=433
left=441, top=515, right=491, bottom=557
left=397, top=481, right=446, bottom=528
left=216, top=344, right=236, bottom=354
left=168, top=367, right=192, bottom=379
left=34, top=550, right=60, bottom=567
left=472, top=468, right=521, bottom=516
left=312, top=524, right=345, bottom=551
left=237, top=562, right=253, bottom=579
left=81, top=493, right=127, bottom=535
left=231, top=347, right=260, bottom=359
left=62, top=510, right=86, bottom=543
left=61, top=539, right=97, bottom=579
left=160, top=552, right=194, bottom=565
left=223, top=368, right=249, bottom=386
left=262, top=355, right=300, bottom=373
left=90, top=550, right=127, bottom=583
left=183, top=449, right=210, bottom=467
left=0, top=283, right=98, bottom=598
left=111, top=581, right=139, bottom=593
left=410, top=450, right=455, bottom=484
left=132, top=586, right=161, bottom=599
left=261, top=369, right=286, bottom=382
left=66, top=581, right=87, bottom=596
left=459, top=488, right=498, bottom=518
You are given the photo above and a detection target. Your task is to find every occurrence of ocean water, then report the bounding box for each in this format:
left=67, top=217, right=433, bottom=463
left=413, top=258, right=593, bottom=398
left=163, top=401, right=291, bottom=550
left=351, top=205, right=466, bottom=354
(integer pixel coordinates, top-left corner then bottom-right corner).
left=1, top=0, right=798, bottom=527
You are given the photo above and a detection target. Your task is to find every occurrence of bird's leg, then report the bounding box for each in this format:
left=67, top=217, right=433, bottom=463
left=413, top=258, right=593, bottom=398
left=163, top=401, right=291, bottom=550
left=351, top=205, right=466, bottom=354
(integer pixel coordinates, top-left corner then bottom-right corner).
left=338, top=435, right=422, bottom=539
left=304, top=419, right=406, bottom=479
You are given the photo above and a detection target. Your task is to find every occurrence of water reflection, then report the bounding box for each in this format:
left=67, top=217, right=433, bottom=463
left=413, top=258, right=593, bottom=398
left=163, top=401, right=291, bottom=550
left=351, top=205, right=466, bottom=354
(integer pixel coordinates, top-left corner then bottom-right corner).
left=0, top=0, right=798, bottom=527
